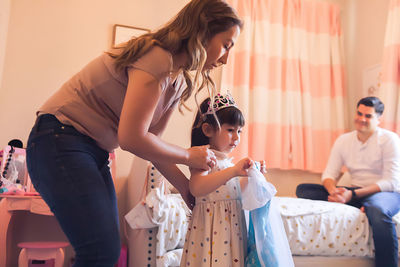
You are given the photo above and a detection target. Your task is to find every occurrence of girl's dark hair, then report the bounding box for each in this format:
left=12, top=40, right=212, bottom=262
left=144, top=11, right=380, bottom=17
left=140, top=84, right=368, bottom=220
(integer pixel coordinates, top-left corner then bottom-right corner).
left=191, top=97, right=245, bottom=147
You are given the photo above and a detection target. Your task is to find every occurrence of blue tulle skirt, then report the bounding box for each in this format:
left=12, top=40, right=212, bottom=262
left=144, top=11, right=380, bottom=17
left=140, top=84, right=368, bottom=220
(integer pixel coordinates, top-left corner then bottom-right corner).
left=245, top=199, right=294, bottom=267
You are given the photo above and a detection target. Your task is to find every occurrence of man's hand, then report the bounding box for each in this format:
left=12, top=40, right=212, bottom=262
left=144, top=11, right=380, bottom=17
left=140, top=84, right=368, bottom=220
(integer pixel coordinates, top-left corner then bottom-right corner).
left=327, top=187, right=344, bottom=203
left=327, top=187, right=353, bottom=203
left=328, top=192, right=345, bottom=203
left=341, top=188, right=353, bottom=203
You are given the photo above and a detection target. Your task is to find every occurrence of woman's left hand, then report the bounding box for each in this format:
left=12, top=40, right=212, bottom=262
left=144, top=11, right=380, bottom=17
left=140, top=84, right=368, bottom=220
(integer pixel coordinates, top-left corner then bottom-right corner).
left=187, top=145, right=216, bottom=171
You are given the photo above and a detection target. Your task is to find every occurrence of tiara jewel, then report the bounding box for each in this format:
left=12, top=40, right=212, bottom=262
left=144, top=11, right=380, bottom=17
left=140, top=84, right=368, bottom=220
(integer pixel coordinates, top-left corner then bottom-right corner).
left=205, top=92, right=237, bottom=115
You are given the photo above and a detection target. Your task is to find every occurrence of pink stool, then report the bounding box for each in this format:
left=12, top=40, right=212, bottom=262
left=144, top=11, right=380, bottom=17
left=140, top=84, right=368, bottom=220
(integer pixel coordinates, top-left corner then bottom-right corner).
left=17, top=242, right=69, bottom=267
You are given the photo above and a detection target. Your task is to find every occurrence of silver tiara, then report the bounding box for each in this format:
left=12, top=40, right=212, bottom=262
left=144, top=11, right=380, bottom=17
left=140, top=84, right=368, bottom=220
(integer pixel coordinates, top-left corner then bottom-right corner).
left=205, top=92, right=237, bottom=115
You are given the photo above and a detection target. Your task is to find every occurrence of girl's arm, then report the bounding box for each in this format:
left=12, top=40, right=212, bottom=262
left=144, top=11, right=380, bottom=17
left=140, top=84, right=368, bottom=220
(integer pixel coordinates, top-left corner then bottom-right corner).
left=118, top=69, right=214, bottom=170
left=189, top=157, right=253, bottom=197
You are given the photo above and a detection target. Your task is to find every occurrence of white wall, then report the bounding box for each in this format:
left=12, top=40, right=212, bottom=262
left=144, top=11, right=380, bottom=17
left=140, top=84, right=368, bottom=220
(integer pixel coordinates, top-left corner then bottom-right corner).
left=0, top=0, right=189, bottom=178
left=0, top=0, right=10, bottom=87
left=343, top=0, right=390, bottom=129
left=0, top=1, right=190, bottom=266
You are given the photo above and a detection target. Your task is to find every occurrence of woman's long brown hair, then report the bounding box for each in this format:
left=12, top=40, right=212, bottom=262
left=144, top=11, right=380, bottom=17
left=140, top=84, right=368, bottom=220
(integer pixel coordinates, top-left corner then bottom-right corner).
left=107, top=0, right=243, bottom=111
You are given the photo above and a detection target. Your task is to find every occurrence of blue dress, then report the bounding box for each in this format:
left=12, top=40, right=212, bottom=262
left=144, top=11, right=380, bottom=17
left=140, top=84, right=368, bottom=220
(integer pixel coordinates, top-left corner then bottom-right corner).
left=242, top=168, right=294, bottom=267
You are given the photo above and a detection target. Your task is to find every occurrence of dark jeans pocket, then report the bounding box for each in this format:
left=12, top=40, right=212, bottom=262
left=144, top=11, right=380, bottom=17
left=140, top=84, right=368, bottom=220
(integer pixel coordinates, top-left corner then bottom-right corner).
left=26, top=127, right=55, bottom=191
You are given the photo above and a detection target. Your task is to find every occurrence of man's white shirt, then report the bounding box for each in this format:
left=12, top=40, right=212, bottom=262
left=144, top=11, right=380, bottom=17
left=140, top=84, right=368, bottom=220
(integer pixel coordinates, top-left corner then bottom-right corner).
left=322, top=127, right=400, bottom=192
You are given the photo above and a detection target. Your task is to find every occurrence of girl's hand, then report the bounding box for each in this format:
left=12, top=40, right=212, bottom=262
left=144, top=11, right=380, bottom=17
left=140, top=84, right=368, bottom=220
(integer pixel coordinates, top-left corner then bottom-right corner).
left=187, top=145, right=216, bottom=171
left=259, top=160, right=267, bottom=174
left=234, top=157, right=253, bottom=176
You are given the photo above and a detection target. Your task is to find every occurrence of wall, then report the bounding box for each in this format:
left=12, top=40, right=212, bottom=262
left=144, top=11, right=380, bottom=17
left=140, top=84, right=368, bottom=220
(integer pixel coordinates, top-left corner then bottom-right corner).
left=343, top=0, right=390, bottom=129
left=0, top=0, right=189, bottom=266
left=0, top=0, right=188, bottom=177
left=0, top=0, right=10, bottom=86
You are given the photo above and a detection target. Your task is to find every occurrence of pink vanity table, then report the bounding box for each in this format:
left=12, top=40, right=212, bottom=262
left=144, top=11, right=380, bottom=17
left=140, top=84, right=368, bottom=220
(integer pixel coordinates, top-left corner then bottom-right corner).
left=0, top=194, right=53, bottom=267
left=0, top=152, right=116, bottom=266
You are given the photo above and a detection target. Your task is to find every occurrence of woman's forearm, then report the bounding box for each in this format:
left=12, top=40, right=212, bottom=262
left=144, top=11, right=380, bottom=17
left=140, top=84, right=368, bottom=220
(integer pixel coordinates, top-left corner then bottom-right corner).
left=152, top=162, right=195, bottom=209
left=120, top=131, right=189, bottom=166
left=152, top=162, right=189, bottom=194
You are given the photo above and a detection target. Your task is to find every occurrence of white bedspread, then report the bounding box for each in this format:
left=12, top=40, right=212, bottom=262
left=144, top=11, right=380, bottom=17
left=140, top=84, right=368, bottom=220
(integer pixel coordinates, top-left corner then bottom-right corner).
left=146, top=191, right=190, bottom=259
left=129, top=161, right=400, bottom=267
left=276, top=197, right=400, bottom=257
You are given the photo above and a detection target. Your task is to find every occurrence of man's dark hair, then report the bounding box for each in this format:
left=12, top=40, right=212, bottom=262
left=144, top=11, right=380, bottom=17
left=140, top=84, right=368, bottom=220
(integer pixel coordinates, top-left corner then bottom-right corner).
left=357, top=96, right=384, bottom=116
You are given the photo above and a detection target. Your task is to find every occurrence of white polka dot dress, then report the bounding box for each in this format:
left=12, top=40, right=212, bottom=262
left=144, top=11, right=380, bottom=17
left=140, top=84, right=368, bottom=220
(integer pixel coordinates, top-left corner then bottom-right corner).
left=180, top=150, right=247, bottom=266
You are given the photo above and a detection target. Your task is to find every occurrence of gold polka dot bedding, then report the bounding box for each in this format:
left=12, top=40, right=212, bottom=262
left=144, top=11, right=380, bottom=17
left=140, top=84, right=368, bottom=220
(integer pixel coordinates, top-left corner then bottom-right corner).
left=277, top=197, right=400, bottom=257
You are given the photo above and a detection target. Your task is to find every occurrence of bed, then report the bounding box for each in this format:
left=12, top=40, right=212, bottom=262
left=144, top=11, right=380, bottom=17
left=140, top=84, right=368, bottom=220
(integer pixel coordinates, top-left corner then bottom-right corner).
left=125, top=162, right=400, bottom=267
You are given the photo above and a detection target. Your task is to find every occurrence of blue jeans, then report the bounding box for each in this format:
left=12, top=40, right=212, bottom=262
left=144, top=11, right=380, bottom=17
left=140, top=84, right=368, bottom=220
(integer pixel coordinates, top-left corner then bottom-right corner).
left=26, top=114, right=121, bottom=267
left=296, top=183, right=400, bottom=267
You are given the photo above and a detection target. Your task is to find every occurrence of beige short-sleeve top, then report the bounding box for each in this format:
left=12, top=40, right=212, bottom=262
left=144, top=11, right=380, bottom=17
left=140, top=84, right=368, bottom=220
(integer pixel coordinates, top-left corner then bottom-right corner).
left=39, top=46, right=186, bottom=152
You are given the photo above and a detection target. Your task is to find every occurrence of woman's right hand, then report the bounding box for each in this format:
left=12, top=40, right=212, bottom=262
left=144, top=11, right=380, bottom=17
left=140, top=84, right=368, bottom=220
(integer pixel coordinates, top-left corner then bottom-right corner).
left=234, top=157, right=253, bottom=176
left=186, top=145, right=216, bottom=171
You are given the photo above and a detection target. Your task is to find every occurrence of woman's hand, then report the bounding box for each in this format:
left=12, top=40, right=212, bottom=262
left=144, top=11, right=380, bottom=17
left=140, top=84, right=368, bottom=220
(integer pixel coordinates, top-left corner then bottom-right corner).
left=234, top=157, right=253, bottom=176
left=186, top=145, right=216, bottom=171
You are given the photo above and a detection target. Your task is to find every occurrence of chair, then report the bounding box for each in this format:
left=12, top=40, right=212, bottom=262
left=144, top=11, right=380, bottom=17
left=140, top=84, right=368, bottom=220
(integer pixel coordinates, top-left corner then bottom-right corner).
left=17, top=242, right=69, bottom=267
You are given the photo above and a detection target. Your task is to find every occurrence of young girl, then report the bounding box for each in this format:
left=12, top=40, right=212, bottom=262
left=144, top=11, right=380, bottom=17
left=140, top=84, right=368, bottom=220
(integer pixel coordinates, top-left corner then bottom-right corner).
left=180, top=93, right=250, bottom=266
left=180, top=93, right=294, bottom=267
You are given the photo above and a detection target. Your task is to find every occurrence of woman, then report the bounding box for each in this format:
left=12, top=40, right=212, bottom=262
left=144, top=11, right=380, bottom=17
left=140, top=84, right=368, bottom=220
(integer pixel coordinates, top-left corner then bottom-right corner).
left=26, top=0, right=243, bottom=266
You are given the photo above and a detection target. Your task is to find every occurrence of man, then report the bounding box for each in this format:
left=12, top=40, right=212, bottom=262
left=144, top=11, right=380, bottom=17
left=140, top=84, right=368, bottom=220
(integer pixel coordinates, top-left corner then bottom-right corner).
left=296, top=96, right=400, bottom=267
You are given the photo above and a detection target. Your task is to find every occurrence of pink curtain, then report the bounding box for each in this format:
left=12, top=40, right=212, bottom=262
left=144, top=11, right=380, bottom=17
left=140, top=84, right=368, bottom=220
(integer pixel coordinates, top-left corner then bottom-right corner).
left=221, top=0, right=347, bottom=172
left=379, top=0, right=400, bottom=134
